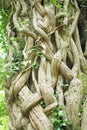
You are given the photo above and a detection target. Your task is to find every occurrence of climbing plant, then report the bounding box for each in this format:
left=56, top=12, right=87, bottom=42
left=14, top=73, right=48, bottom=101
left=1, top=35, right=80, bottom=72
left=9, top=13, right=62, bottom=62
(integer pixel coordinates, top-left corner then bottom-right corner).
left=0, top=0, right=87, bottom=130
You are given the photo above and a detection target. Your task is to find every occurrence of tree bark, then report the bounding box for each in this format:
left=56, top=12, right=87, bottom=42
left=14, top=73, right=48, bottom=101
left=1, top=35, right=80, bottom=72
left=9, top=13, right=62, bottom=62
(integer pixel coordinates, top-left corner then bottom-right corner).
left=1, top=0, right=87, bottom=130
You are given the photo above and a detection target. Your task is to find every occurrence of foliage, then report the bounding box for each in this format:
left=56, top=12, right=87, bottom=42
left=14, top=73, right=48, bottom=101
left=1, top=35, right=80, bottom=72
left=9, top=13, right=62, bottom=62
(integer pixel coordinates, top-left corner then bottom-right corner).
left=10, top=50, right=24, bottom=73
left=0, top=91, right=9, bottom=130
left=0, top=7, right=9, bottom=130
left=50, top=0, right=59, bottom=6
left=0, top=7, right=8, bottom=51
left=0, top=58, right=11, bottom=90
left=0, top=91, right=7, bottom=116
left=0, top=116, right=9, bottom=130
left=40, top=100, right=46, bottom=108
left=32, top=62, right=39, bottom=69
left=29, top=46, right=43, bottom=58
left=50, top=0, right=87, bottom=8
left=51, top=107, right=71, bottom=130
left=0, top=58, right=5, bottom=90
left=78, top=0, right=87, bottom=7
left=50, top=0, right=63, bottom=8
left=30, top=46, right=43, bottom=69
left=0, top=7, right=9, bottom=89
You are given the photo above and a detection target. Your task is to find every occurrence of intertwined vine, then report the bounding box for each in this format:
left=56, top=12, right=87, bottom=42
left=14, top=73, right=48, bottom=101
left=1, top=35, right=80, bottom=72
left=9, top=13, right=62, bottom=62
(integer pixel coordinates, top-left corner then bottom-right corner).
left=4, top=0, right=87, bottom=130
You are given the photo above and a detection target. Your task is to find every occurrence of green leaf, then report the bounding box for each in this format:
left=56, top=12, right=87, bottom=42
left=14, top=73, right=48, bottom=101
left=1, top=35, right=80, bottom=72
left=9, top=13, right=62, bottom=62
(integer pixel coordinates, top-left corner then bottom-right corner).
left=51, top=118, right=57, bottom=123
left=32, top=62, right=39, bottom=69
left=54, top=93, right=59, bottom=97
left=57, top=128, right=60, bottom=130
left=58, top=110, right=64, bottom=117
left=62, top=122, right=66, bottom=126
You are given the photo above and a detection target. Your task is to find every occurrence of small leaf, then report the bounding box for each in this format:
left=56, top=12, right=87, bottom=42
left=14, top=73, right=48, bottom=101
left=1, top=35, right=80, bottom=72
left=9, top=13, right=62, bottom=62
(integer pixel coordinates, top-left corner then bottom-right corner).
left=51, top=118, right=56, bottom=123
left=57, top=128, right=60, bottom=130
left=62, top=122, right=66, bottom=126
left=58, top=110, right=64, bottom=117
left=32, top=62, right=39, bottom=69
left=54, top=93, right=59, bottom=97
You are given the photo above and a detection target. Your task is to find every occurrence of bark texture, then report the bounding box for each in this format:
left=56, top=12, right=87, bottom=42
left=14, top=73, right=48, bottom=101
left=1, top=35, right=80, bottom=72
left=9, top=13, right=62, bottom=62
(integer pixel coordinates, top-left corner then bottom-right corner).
left=1, top=0, right=87, bottom=130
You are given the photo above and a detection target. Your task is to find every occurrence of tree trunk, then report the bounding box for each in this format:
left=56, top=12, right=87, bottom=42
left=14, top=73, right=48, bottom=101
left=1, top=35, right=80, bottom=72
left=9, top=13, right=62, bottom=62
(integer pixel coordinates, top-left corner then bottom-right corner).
left=1, top=0, right=87, bottom=130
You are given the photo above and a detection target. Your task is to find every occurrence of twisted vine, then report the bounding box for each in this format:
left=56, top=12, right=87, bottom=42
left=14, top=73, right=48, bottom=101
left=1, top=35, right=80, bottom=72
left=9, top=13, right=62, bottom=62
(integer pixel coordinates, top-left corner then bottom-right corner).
left=5, top=0, right=87, bottom=130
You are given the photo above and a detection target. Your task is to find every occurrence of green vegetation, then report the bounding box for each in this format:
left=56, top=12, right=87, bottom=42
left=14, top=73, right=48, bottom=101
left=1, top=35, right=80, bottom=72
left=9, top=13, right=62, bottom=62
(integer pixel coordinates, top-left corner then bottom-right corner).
left=0, top=7, right=9, bottom=130
left=40, top=100, right=46, bottom=108
left=51, top=107, right=71, bottom=130
left=0, top=7, right=8, bottom=51
left=50, top=0, right=63, bottom=8
left=0, top=7, right=9, bottom=89
left=29, top=46, right=43, bottom=58
left=0, top=91, right=9, bottom=130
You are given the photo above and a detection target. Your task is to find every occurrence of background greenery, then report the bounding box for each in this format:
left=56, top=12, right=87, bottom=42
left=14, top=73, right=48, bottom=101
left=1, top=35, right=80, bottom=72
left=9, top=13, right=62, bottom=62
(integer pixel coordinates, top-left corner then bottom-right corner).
left=0, top=7, right=9, bottom=130
left=0, top=91, right=9, bottom=130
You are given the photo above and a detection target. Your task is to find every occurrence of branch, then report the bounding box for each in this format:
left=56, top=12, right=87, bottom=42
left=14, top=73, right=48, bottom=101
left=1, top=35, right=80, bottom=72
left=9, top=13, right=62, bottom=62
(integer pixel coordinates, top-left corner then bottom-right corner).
left=63, top=0, right=69, bottom=25
left=70, top=38, right=80, bottom=77
left=13, top=1, right=21, bottom=30
left=19, top=28, right=37, bottom=39
left=19, top=0, right=27, bottom=16
left=34, top=0, right=46, bottom=17
left=51, top=50, right=62, bottom=88
left=33, top=8, right=49, bottom=42
left=55, top=12, right=65, bottom=19
left=60, top=62, right=74, bottom=82
left=69, top=0, right=80, bottom=39
left=56, top=75, right=64, bottom=106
